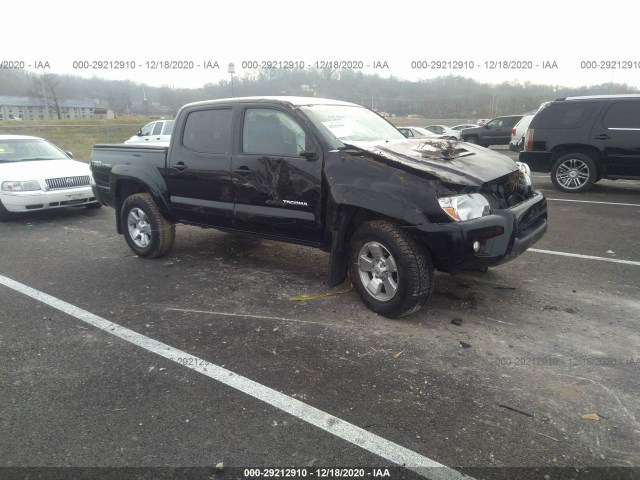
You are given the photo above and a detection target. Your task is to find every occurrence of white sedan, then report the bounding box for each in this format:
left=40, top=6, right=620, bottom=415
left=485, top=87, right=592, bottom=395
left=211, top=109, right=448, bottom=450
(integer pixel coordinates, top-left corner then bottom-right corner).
left=424, top=124, right=471, bottom=141
left=397, top=126, right=449, bottom=139
left=0, top=135, right=100, bottom=220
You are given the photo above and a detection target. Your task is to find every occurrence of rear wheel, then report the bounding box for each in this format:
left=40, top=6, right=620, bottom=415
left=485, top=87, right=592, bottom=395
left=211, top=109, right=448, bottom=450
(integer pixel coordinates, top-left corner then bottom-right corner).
left=464, top=136, right=478, bottom=144
left=550, top=153, right=597, bottom=192
left=348, top=221, right=434, bottom=318
left=120, top=193, right=175, bottom=258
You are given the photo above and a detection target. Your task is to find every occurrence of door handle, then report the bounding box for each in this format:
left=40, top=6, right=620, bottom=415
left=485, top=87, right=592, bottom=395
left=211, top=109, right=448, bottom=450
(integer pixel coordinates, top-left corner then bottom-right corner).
left=594, top=134, right=611, bottom=140
left=233, top=166, right=254, bottom=175
left=173, top=162, right=188, bottom=171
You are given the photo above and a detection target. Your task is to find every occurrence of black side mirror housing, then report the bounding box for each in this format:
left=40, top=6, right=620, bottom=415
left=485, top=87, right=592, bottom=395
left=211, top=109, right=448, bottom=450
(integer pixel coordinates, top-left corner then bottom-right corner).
left=301, top=149, right=319, bottom=161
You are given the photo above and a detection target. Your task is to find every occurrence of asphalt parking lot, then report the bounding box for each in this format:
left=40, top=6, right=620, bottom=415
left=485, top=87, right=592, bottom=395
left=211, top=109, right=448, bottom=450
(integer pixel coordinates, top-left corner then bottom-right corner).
left=1, top=148, right=639, bottom=480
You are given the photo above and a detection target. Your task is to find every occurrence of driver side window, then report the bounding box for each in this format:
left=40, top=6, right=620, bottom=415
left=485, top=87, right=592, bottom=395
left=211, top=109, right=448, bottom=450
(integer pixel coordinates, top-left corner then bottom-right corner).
left=242, top=108, right=306, bottom=157
left=140, top=122, right=155, bottom=136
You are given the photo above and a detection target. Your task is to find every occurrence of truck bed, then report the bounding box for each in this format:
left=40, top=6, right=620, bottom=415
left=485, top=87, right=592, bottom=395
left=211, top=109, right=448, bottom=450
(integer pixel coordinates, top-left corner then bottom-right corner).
left=91, top=144, right=169, bottom=208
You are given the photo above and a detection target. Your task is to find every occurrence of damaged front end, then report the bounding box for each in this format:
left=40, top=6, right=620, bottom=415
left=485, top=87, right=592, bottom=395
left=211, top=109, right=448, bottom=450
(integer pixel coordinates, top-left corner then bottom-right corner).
left=338, top=140, right=547, bottom=274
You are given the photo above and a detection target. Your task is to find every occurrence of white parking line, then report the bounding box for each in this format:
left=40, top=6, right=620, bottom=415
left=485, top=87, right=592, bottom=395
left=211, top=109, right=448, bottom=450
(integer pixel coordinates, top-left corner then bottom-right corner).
left=0, top=274, right=471, bottom=480
left=529, top=249, right=640, bottom=266
left=547, top=198, right=640, bottom=207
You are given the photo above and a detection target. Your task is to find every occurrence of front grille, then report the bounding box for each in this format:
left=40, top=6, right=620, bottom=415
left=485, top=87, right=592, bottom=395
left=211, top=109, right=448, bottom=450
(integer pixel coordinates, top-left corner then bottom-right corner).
left=45, top=176, right=90, bottom=190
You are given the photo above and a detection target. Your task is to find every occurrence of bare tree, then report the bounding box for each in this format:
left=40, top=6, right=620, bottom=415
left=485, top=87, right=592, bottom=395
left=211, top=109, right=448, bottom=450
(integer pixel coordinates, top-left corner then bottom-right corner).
left=29, top=74, right=65, bottom=119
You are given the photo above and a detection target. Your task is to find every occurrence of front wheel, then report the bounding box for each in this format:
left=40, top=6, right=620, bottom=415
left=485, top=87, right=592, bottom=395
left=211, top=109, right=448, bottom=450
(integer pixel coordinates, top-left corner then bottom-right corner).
left=550, top=153, right=597, bottom=192
left=348, top=221, right=434, bottom=318
left=120, top=193, right=175, bottom=258
left=464, top=136, right=478, bottom=144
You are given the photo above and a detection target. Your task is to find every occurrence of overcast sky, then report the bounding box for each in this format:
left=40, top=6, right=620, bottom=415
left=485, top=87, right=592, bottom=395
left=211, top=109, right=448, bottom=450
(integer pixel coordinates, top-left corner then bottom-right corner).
left=7, top=1, right=638, bottom=89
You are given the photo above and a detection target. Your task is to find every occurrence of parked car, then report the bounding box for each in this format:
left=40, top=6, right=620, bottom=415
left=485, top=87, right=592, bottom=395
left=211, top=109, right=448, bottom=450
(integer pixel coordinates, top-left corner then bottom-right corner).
left=520, top=94, right=640, bottom=192
left=509, top=114, right=535, bottom=152
left=462, top=115, right=524, bottom=146
left=124, top=119, right=174, bottom=144
left=424, top=124, right=459, bottom=140
left=91, top=96, right=547, bottom=318
left=451, top=123, right=478, bottom=132
left=397, top=126, right=447, bottom=139
left=0, top=135, right=100, bottom=220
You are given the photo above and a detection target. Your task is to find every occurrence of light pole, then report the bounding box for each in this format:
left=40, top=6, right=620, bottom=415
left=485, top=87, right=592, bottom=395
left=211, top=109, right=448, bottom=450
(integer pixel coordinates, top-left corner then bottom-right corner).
left=228, top=62, right=235, bottom=97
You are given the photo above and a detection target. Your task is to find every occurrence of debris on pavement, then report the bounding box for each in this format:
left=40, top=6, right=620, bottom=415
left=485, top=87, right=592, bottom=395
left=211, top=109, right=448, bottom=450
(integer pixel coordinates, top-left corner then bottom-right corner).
left=499, top=403, right=534, bottom=417
left=538, top=432, right=559, bottom=442
left=580, top=413, right=602, bottom=421
left=459, top=341, right=472, bottom=349
left=451, top=318, right=464, bottom=326
left=292, top=283, right=353, bottom=301
left=393, top=350, right=405, bottom=359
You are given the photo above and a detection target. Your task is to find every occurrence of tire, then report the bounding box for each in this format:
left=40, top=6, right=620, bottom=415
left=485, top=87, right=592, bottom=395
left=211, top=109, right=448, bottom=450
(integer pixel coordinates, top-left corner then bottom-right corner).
left=449, top=136, right=457, bottom=141
left=550, top=153, right=597, bottom=193
left=120, top=193, right=175, bottom=258
left=348, top=220, right=434, bottom=318
left=464, top=136, right=478, bottom=144
left=85, top=202, right=102, bottom=210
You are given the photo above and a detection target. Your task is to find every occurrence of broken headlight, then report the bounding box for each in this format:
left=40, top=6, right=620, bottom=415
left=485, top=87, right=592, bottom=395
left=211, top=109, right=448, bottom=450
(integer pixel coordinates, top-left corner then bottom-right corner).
left=438, top=193, right=490, bottom=222
left=516, top=161, right=532, bottom=188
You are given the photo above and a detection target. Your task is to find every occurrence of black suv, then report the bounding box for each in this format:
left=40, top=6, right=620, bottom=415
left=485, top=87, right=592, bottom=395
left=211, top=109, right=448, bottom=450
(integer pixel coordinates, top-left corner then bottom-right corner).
left=519, top=95, right=640, bottom=192
left=462, top=115, right=523, bottom=146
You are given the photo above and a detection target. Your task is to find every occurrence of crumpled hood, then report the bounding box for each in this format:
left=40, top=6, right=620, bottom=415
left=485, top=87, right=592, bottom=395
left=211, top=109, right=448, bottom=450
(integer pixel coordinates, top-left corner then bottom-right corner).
left=0, top=159, right=91, bottom=181
left=344, top=139, right=518, bottom=186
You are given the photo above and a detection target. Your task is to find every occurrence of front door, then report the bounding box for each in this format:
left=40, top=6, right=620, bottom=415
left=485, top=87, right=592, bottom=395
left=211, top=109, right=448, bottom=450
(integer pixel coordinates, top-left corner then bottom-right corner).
left=231, top=107, right=323, bottom=244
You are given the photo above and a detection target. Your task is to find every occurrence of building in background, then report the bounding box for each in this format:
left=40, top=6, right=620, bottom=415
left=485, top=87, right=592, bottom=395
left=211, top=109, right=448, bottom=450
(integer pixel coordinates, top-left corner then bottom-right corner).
left=0, top=96, right=97, bottom=120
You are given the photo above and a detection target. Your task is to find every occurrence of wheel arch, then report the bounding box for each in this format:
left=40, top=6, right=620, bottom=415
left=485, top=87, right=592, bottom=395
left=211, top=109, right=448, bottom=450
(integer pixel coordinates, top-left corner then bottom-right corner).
left=326, top=192, right=427, bottom=288
left=550, top=145, right=602, bottom=171
left=110, top=165, right=174, bottom=234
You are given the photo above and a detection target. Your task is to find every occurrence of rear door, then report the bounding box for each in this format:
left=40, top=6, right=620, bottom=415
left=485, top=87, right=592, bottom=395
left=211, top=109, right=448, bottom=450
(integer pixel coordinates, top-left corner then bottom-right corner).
left=593, top=99, right=640, bottom=176
left=231, top=105, right=323, bottom=244
left=166, top=106, right=235, bottom=227
left=160, top=120, right=175, bottom=142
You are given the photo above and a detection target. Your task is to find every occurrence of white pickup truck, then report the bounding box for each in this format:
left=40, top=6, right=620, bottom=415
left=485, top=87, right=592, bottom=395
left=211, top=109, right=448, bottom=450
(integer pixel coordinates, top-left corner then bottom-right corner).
left=124, top=119, right=174, bottom=144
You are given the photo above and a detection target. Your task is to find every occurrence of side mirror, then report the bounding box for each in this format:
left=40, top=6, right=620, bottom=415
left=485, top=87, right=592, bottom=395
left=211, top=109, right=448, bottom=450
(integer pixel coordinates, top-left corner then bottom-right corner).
left=66, top=151, right=74, bottom=158
left=300, top=149, right=319, bottom=161
left=137, top=129, right=143, bottom=136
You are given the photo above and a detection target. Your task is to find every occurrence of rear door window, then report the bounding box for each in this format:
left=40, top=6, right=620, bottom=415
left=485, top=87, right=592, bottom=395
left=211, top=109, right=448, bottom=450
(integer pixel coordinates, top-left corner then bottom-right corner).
left=601, top=101, right=640, bottom=129
left=534, top=102, right=597, bottom=128
left=182, top=109, right=233, bottom=153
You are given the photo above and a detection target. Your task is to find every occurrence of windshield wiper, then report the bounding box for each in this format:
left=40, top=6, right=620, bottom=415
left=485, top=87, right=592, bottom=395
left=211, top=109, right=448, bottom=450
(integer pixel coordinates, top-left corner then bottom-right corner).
left=18, top=157, right=61, bottom=161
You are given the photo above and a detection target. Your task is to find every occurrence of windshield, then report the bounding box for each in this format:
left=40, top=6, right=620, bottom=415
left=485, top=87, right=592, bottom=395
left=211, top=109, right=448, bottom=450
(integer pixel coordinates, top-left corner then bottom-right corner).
left=0, top=138, right=69, bottom=163
left=300, top=104, right=405, bottom=148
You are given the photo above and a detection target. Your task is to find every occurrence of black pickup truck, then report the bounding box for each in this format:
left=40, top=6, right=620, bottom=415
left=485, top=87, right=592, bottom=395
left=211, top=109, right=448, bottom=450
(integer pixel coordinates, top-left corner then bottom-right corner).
left=90, top=96, right=547, bottom=318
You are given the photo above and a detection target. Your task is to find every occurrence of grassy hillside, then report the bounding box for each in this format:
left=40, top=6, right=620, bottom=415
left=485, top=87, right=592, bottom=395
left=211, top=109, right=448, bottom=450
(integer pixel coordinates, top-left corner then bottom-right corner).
left=0, top=118, right=157, bottom=162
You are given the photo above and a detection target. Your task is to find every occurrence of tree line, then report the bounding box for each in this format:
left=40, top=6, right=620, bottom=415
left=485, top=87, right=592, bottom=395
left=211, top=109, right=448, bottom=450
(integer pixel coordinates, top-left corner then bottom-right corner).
left=1, top=68, right=636, bottom=119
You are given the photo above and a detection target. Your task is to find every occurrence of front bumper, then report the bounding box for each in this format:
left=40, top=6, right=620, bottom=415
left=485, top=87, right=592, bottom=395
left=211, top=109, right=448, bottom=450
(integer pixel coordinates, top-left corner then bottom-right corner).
left=1, top=186, right=98, bottom=212
left=413, top=192, right=548, bottom=273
